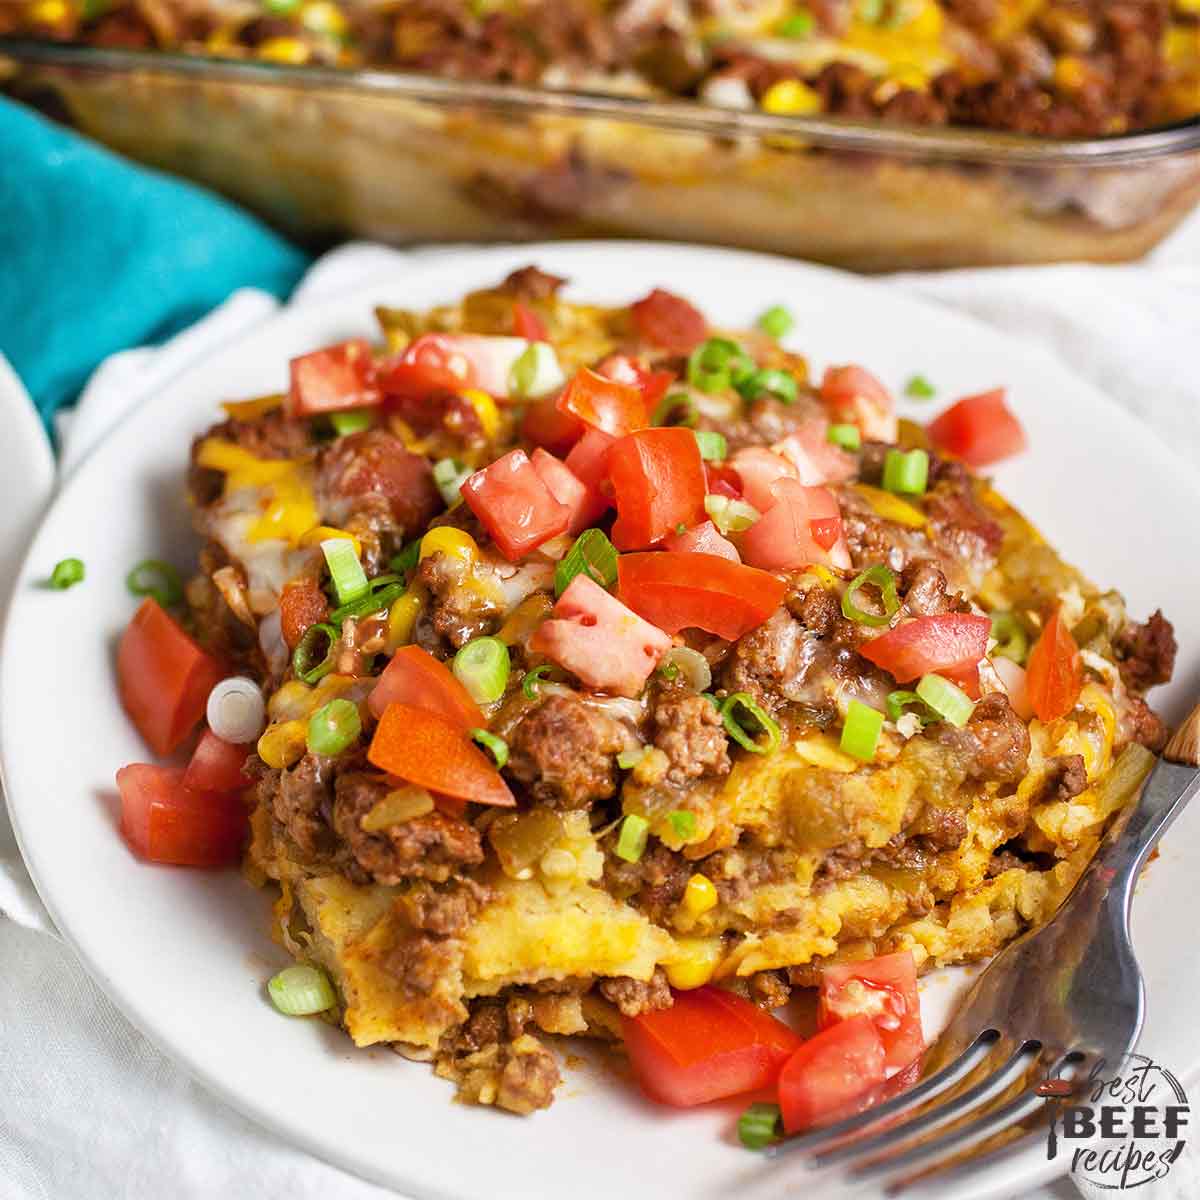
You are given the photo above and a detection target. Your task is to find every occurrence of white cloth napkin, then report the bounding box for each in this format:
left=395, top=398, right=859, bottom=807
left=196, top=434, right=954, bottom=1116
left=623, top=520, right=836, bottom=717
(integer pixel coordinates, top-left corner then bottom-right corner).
left=4, top=225, right=1200, bottom=1200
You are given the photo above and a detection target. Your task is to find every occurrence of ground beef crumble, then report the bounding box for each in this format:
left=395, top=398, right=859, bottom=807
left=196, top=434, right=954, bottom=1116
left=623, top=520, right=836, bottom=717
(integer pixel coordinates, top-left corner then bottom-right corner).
left=598, top=969, right=673, bottom=1017
left=1114, top=610, right=1177, bottom=692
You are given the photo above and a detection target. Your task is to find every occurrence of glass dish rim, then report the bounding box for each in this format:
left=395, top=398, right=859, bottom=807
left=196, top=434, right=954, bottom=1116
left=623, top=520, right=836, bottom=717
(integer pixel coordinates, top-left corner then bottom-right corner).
left=6, top=36, right=1200, bottom=167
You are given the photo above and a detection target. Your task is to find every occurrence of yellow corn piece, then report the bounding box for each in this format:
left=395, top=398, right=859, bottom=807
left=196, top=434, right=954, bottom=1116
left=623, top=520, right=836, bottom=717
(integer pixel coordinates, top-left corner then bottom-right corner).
left=300, top=525, right=362, bottom=557
left=852, top=484, right=927, bottom=528
left=461, top=389, right=501, bottom=441
left=761, top=79, right=822, bottom=116
left=1054, top=56, right=1088, bottom=93
left=386, top=590, right=424, bottom=649
left=419, top=526, right=478, bottom=565
left=682, top=874, right=719, bottom=918
left=665, top=938, right=724, bottom=990
left=257, top=38, right=311, bottom=65
left=221, top=393, right=285, bottom=421
left=267, top=680, right=314, bottom=722
left=26, top=0, right=68, bottom=24
left=257, top=719, right=308, bottom=769
left=498, top=593, right=553, bottom=646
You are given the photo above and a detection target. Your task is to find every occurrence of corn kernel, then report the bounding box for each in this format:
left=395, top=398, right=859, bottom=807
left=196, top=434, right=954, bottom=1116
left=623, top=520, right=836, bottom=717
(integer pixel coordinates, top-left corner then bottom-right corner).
left=664, top=938, right=723, bottom=990
left=300, top=525, right=362, bottom=557
left=1053, top=56, right=1088, bottom=93
left=386, top=589, right=425, bottom=649
left=257, top=719, right=308, bottom=769
left=26, top=0, right=68, bottom=25
left=419, top=526, right=478, bottom=565
left=267, top=679, right=314, bottom=722
left=461, top=389, right=501, bottom=441
left=682, top=874, right=719, bottom=917
left=761, top=79, right=822, bottom=116
left=257, top=37, right=311, bottom=65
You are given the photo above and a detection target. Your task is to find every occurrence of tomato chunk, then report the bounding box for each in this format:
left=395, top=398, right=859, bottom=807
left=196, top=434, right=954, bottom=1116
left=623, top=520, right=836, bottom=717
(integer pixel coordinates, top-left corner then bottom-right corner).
left=661, top=520, right=739, bottom=562
left=278, top=578, right=329, bottom=651
left=369, top=644, right=484, bottom=728
left=820, top=366, right=897, bottom=444
left=460, top=448, right=570, bottom=561
left=774, top=419, right=857, bottom=486
left=928, top=388, right=1028, bottom=468
left=596, top=354, right=675, bottom=413
left=368, top=702, right=515, bottom=806
left=859, top=613, right=992, bottom=684
left=183, top=730, right=252, bottom=794
left=739, top=480, right=850, bottom=572
left=778, top=1016, right=887, bottom=1134
left=1025, top=608, right=1083, bottom=722
left=630, top=288, right=708, bottom=354
left=530, top=448, right=591, bottom=535
left=321, top=430, right=441, bottom=532
left=622, top=986, right=801, bottom=1108
left=618, top=552, right=785, bottom=641
left=564, top=428, right=617, bottom=528
left=557, top=367, right=647, bottom=439
left=522, top=393, right=584, bottom=456
left=704, top=461, right=743, bottom=500
left=818, top=952, right=924, bottom=1073
left=512, top=300, right=548, bottom=341
left=286, top=338, right=380, bottom=418
left=608, top=427, right=707, bottom=551
left=729, top=447, right=796, bottom=512
left=381, top=333, right=540, bottom=399
left=117, top=599, right=225, bottom=757
left=529, top=574, right=671, bottom=698
left=117, top=764, right=247, bottom=867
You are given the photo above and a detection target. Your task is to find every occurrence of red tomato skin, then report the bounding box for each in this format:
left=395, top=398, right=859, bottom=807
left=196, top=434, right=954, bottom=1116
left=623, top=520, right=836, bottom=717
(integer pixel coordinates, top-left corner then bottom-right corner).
left=460, top=448, right=570, bottom=561
left=368, top=645, right=484, bottom=728
left=859, top=613, right=992, bottom=685
left=661, top=520, right=740, bottom=562
left=729, top=447, right=797, bottom=512
left=1025, top=608, right=1083, bottom=722
left=564, top=428, right=617, bottom=527
left=818, top=951, right=924, bottom=1073
left=286, top=338, right=380, bottom=418
left=622, top=986, right=801, bottom=1108
left=820, top=366, right=897, bottom=443
left=608, top=427, right=707, bottom=551
left=596, top=354, right=675, bottom=412
left=774, top=419, right=857, bottom=486
left=512, top=301, right=548, bottom=341
left=928, top=389, right=1028, bottom=468
left=278, top=578, right=329, bottom=651
left=738, top=480, right=849, bottom=572
left=630, top=288, right=708, bottom=354
left=117, top=599, right=225, bottom=757
left=778, top=1016, right=888, bottom=1134
left=522, top=393, right=584, bottom=457
left=116, top=764, right=247, bottom=867
left=557, top=367, right=648, bottom=438
left=183, top=731, right=251, bottom=793
left=618, top=552, right=786, bottom=641
left=379, top=333, right=476, bottom=398
left=530, top=448, right=591, bottom=535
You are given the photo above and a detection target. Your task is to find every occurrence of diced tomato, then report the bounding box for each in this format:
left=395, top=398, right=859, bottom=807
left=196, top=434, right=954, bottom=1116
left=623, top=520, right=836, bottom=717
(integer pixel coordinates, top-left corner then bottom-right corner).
left=778, top=1016, right=888, bottom=1134
left=381, top=333, right=535, bottom=399
left=368, top=702, right=515, bottom=806
left=557, top=367, right=648, bottom=438
left=622, top=986, right=801, bottom=1108
left=941, top=659, right=982, bottom=699
left=661, top=520, right=740, bottom=562
left=1025, top=608, right=1083, bottom=722
left=729, top=447, right=797, bottom=512
left=564, top=428, right=617, bottom=527
left=368, top=644, right=484, bottom=727
left=859, top=613, right=992, bottom=684
left=529, top=574, right=671, bottom=698
left=739, top=480, right=850, bottom=572
left=278, top=578, right=329, bottom=651
left=460, top=448, right=570, bottom=561
left=530, top=448, right=591, bottom=535
left=618, top=553, right=785, bottom=641
left=630, top=288, right=708, bottom=354
left=321, top=430, right=441, bottom=530
left=992, top=655, right=1033, bottom=721
left=820, top=366, right=898, bottom=443
left=285, top=338, right=380, bottom=418
left=117, top=599, right=225, bottom=757
left=522, top=393, right=584, bottom=456
left=818, top=952, right=923, bottom=1073
left=596, top=354, right=675, bottom=412
left=773, top=419, right=857, bottom=486
left=512, top=300, right=548, bottom=342
left=183, top=730, right=251, bottom=793
left=927, top=388, right=1028, bottom=468
left=608, top=427, right=707, bottom=551
left=704, top=461, right=743, bottom=500
left=116, top=763, right=247, bottom=868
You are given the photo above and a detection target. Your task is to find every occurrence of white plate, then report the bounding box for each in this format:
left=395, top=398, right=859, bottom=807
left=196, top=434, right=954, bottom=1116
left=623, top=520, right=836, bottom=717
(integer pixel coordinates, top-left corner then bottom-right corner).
left=2, top=244, right=1198, bottom=1200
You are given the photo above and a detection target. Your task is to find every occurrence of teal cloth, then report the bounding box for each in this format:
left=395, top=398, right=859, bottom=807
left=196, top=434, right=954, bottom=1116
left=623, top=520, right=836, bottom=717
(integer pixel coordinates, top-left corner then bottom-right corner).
left=0, top=98, right=310, bottom=431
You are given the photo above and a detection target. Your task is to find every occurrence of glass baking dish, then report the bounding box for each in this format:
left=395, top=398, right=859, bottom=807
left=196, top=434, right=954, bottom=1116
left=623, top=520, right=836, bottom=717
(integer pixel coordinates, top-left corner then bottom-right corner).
left=5, top=37, right=1200, bottom=271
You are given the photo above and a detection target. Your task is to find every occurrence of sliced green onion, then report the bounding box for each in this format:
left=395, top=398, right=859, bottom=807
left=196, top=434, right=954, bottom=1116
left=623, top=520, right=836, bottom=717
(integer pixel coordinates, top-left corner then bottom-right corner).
left=916, top=673, right=975, bottom=728
left=321, top=538, right=369, bottom=606
left=615, top=814, right=650, bottom=863
left=720, top=692, right=781, bottom=755
left=293, top=622, right=338, bottom=684
left=126, top=558, right=182, bottom=607
left=694, top=430, right=728, bottom=462
left=841, top=564, right=900, bottom=627
left=687, top=338, right=754, bottom=394
left=453, top=636, right=511, bottom=704
left=662, top=646, right=712, bottom=692
left=757, top=305, right=794, bottom=338
left=827, top=423, right=861, bottom=451
left=840, top=700, right=884, bottom=762
left=736, top=368, right=798, bottom=406
left=886, top=689, right=929, bottom=724
left=617, top=746, right=649, bottom=770
left=390, top=538, right=422, bottom=575
left=470, top=728, right=509, bottom=769
left=307, top=697, right=362, bottom=756
left=262, top=0, right=302, bottom=15
left=555, top=528, right=619, bottom=596
left=330, top=410, right=372, bottom=436
left=905, top=374, right=936, bottom=400
left=704, top=494, right=760, bottom=536
left=268, top=964, right=336, bottom=1016
left=882, top=448, right=929, bottom=496
left=509, top=341, right=563, bottom=398
left=49, top=557, right=85, bottom=590
left=990, top=611, right=1029, bottom=665
left=667, top=810, right=697, bottom=839
left=738, top=1102, right=782, bottom=1150
left=658, top=662, right=680, bottom=681
left=330, top=574, right=407, bottom=624
left=652, top=392, right=699, bottom=429
left=432, top=458, right=471, bottom=507
left=522, top=665, right=555, bottom=699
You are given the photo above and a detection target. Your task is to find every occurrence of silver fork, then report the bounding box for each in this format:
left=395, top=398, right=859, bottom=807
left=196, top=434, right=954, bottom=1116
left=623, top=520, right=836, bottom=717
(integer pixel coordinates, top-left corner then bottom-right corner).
left=765, top=701, right=1200, bottom=1193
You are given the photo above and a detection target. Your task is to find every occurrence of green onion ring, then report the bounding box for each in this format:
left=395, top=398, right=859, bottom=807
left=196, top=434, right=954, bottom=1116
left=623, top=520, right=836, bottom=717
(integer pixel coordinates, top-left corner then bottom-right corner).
left=126, top=558, right=183, bottom=608
left=841, top=564, right=900, bottom=627
left=293, top=621, right=339, bottom=684
left=720, top=692, right=781, bottom=755
left=470, top=728, right=509, bottom=769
